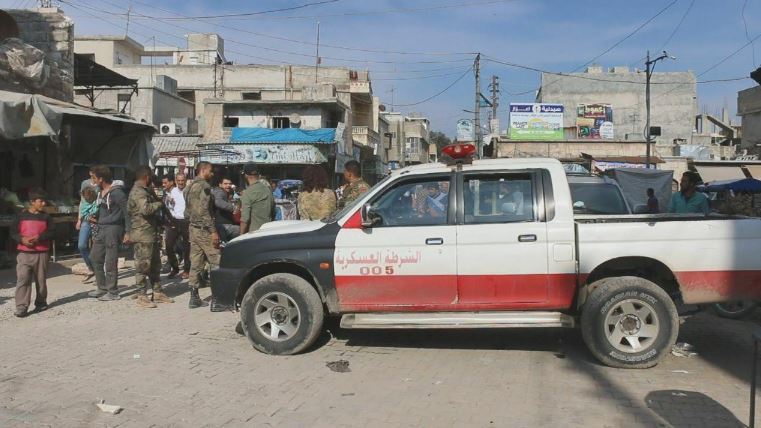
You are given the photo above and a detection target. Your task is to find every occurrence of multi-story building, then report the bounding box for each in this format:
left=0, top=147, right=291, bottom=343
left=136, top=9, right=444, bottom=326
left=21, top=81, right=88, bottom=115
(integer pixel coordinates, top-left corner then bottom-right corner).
left=381, top=112, right=431, bottom=168
left=537, top=65, right=697, bottom=148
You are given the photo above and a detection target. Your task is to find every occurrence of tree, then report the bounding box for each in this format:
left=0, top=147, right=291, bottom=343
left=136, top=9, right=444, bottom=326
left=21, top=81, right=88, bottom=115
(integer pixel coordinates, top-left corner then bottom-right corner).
left=429, top=131, right=452, bottom=153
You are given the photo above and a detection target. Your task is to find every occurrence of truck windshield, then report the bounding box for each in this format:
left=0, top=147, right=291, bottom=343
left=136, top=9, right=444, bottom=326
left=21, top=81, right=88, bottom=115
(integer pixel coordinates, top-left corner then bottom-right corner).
left=569, top=183, right=630, bottom=215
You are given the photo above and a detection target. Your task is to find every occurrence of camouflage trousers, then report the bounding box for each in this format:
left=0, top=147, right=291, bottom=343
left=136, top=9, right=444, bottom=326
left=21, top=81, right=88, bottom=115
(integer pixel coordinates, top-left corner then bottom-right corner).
left=189, top=226, right=220, bottom=290
left=133, top=240, right=161, bottom=293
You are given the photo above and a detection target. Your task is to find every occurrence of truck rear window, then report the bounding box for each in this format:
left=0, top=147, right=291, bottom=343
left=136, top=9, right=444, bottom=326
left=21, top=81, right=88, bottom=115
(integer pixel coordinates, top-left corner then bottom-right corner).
left=569, top=183, right=629, bottom=215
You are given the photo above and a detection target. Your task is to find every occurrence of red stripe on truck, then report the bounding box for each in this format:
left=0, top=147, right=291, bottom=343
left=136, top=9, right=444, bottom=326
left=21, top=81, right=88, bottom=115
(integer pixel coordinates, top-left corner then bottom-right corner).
left=335, top=273, right=577, bottom=312
left=675, top=270, right=761, bottom=304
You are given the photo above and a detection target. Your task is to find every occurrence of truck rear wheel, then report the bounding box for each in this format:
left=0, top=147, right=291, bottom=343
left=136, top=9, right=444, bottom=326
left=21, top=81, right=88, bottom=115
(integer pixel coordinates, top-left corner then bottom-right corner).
left=240, top=273, right=324, bottom=355
left=581, top=277, right=678, bottom=369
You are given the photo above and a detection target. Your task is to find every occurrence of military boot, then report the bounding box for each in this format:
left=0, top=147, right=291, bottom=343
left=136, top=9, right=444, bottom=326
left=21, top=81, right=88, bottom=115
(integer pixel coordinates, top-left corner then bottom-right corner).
left=153, top=290, right=174, bottom=304
left=136, top=294, right=157, bottom=309
left=188, top=288, right=207, bottom=309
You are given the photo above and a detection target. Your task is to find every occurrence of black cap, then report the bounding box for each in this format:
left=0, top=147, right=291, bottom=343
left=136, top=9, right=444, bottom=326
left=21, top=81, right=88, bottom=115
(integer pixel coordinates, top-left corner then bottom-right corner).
left=242, top=163, right=259, bottom=175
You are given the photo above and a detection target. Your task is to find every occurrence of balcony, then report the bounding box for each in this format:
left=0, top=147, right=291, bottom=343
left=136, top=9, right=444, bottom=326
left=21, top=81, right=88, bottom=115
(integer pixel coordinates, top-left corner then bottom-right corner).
left=352, top=126, right=380, bottom=148
left=350, top=81, right=371, bottom=94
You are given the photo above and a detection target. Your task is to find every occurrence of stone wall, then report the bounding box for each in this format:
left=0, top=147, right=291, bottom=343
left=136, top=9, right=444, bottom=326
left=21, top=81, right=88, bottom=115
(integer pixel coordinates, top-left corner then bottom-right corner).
left=5, top=8, right=73, bottom=102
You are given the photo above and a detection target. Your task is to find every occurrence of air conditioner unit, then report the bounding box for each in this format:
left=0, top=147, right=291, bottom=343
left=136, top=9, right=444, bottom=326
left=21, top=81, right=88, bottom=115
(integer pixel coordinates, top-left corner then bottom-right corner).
left=160, top=123, right=180, bottom=135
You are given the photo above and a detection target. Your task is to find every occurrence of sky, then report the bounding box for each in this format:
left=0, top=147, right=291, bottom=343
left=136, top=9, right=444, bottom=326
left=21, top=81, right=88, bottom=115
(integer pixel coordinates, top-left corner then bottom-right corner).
left=4, top=0, right=761, bottom=137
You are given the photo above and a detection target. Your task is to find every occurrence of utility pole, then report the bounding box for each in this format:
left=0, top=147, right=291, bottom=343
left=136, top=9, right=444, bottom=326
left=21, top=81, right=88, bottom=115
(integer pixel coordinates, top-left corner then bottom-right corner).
left=644, top=50, right=676, bottom=168
left=125, top=5, right=132, bottom=37
left=314, top=21, right=321, bottom=83
left=474, top=53, right=482, bottom=158
left=488, top=75, right=500, bottom=158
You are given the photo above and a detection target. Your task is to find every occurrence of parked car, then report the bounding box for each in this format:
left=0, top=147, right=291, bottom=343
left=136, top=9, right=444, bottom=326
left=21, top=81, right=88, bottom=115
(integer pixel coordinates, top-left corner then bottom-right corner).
left=210, top=145, right=761, bottom=369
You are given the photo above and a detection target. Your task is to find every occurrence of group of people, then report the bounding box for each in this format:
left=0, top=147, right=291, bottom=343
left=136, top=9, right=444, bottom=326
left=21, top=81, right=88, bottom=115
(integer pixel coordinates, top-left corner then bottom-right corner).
left=12, top=159, right=372, bottom=317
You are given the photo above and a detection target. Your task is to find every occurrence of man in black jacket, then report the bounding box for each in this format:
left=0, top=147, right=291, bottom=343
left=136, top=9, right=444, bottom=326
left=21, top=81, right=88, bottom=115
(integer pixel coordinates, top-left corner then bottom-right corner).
left=89, top=165, right=131, bottom=301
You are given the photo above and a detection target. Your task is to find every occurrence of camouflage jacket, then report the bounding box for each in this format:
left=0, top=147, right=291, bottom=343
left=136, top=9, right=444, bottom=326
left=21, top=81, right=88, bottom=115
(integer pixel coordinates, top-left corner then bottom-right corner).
left=337, top=178, right=370, bottom=209
left=127, top=183, right=164, bottom=242
left=185, top=178, right=215, bottom=231
left=298, top=189, right=337, bottom=220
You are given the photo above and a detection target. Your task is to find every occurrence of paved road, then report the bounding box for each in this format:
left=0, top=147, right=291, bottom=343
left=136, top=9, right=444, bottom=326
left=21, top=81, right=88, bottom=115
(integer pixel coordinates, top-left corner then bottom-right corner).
left=0, top=261, right=757, bottom=427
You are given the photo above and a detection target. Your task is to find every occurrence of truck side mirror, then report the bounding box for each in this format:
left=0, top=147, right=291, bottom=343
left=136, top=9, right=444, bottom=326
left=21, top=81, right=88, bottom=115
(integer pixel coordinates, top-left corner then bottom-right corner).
left=360, top=203, right=379, bottom=227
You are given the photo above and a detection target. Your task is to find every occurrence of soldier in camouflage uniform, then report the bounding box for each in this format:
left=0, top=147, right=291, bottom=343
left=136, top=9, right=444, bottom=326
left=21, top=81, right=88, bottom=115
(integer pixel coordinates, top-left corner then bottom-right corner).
left=185, top=161, right=219, bottom=309
left=128, top=166, right=174, bottom=308
left=337, top=160, right=370, bottom=210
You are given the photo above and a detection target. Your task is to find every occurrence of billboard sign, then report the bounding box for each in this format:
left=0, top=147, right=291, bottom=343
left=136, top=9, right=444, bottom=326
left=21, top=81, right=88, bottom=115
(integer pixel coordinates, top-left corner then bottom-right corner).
left=508, top=103, right=564, bottom=140
left=456, top=119, right=475, bottom=141
left=576, top=104, right=614, bottom=139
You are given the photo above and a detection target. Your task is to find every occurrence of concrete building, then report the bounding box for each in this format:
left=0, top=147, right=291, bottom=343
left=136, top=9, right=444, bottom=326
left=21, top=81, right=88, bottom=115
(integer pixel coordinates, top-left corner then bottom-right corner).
left=381, top=112, right=431, bottom=167
left=72, top=34, right=376, bottom=138
left=73, top=74, right=194, bottom=128
left=537, top=65, right=697, bottom=149
left=738, top=84, right=761, bottom=155
left=1, top=8, right=74, bottom=102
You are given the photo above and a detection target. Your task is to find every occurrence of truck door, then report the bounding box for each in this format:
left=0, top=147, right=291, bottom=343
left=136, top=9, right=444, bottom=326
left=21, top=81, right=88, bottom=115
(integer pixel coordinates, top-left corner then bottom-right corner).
left=456, top=170, right=550, bottom=307
left=334, top=174, right=458, bottom=311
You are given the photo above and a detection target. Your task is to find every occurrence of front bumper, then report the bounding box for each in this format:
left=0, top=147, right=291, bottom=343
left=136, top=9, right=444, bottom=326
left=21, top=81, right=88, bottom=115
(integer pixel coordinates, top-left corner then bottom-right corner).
left=210, top=267, right=246, bottom=312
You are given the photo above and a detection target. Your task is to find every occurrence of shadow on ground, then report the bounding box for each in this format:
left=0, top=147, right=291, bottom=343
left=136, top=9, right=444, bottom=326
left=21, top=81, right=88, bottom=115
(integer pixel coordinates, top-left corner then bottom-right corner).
left=646, top=390, right=746, bottom=428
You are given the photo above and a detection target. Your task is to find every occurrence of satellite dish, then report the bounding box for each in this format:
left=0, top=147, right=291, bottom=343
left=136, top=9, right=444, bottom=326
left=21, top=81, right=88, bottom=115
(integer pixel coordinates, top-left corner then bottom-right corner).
left=289, top=113, right=302, bottom=125
left=379, top=104, right=386, bottom=112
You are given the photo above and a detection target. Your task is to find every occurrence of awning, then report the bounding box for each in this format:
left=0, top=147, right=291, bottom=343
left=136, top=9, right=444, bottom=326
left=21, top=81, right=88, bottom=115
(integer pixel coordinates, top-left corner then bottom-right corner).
left=744, top=165, right=761, bottom=179
left=230, top=127, right=337, bottom=144
left=0, top=89, right=154, bottom=140
left=695, top=165, right=747, bottom=183
left=150, top=135, right=202, bottom=156
left=74, top=54, right=138, bottom=87
left=199, top=144, right=327, bottom=165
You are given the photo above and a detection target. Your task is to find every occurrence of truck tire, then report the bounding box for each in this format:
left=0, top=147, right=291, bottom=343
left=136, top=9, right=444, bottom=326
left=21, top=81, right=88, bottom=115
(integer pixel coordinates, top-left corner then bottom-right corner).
left=240, top=273, right=324, bottom=355
left=581, top=276, right=678, bottom=369
left=710, top=300, right=758, bottom=320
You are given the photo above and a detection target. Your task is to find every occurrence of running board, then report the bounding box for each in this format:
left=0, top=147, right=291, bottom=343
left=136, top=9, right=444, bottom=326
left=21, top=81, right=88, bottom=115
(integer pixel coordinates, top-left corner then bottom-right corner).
left=340, top=311, right=575, bottom=329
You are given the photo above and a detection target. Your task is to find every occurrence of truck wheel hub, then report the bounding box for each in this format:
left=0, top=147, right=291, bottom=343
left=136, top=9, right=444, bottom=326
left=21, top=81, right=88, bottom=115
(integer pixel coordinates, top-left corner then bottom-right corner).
left=620, top=315, right=641, bottom=335
left=271, top=307, right=289, bottom=324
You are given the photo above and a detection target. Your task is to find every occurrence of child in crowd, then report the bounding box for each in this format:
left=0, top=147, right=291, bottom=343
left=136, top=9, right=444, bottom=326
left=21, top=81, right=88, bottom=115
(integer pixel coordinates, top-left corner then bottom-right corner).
left=12, top=189, right=53, bottom=318
left=78, top=186, right=99, bottom=282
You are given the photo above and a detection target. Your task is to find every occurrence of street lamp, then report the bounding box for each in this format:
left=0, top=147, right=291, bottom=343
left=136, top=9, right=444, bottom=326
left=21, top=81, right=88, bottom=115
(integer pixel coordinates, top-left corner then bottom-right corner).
left=644, top=50, right=676, bottom=168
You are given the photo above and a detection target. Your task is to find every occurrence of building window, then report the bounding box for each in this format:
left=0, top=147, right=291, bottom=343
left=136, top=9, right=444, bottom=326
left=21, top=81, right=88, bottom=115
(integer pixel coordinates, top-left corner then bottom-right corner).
left=241, top=91, right=261, bottom=100
left=117, top=93, right=132, bottom=113
left=223, top=117, right=239, bottom=127
left=272, top=117, right=290, bottom=128
left=177, top=90, right=195, bottom=102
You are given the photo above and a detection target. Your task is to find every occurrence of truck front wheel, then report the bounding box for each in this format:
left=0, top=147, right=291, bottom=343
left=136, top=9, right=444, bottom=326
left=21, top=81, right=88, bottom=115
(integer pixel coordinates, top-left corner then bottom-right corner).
left=581, top=277, right=678, bottom=369
left=240, top=273, right=325, bottom=355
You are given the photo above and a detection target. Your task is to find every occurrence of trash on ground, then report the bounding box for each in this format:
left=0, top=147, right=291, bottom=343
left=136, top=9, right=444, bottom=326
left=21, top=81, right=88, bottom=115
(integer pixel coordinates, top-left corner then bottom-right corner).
left=670, top=370, right=690, bottom=374
left=326, top=360, right=350, bottom=373
left=133, top=354, right=140, bottom=359
left=672, top=342, right=698, bottom=357
left=96, top=400, right=123, bottom=414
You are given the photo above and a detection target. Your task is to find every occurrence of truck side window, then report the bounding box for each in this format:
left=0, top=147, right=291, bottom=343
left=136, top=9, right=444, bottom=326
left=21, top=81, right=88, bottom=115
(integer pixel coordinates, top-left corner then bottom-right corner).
left=464, top=173, right=534, bottom=224
left=369, top=177, right=450, bottom=227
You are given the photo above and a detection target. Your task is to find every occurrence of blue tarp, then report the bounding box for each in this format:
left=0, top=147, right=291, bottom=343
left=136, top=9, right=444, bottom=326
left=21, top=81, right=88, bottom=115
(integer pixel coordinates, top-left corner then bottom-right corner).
left=230, top=127, right=336, bottom=144
left=700, top=178, right=761, bottom=193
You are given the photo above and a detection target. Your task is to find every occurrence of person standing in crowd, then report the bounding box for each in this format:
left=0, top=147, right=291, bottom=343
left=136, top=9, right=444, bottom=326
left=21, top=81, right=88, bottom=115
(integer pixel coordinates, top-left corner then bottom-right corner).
left=270, top=180, right=283, bottom=199
left=128, top=167, right=174, bottom=308
left=212, top=176, right=240, bottom=241
left=77, top=186, right=98, bottom=283
left=185, top=162, right=219, bottom=309
left=12, top=189, right=52, bottom=318
left=337, top=160, right=370, bottom=210
left=162, top=174, right=190, bottom=279
left=240, top=163, right=275, bottom=234
left=89, top=165, right=130, bottom=301
left=646, top=188, right=660, bottom=214
left=668, top=171, right=710, bottom=215
left=76, top=166, right=100, bottom=283
left=298, top=165, right=336, bottom=220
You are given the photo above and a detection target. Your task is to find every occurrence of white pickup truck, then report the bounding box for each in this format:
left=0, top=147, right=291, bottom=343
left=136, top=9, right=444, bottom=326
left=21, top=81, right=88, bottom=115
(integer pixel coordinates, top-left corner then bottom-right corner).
left=210, top=146, right=761, bottom=368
